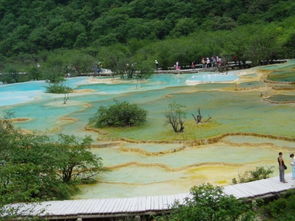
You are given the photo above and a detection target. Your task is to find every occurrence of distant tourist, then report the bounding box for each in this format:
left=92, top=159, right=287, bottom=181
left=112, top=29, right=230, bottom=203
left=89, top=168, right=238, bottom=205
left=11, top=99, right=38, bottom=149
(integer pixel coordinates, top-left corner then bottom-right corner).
left=155, top=60, right=159, bottom=69
left=290, top=153, right=295, bottom=179
left=97, top=62, right=102, bottom=74
left=191, top=61, right=195, bottom=69
left=278, top=152, right=287, bottom=183
left=175, top=61, right=180, bottom=70
left=93, top=62, right=102, bottom=75
left=211, top=56, right=217, bottom=67
left=206, top=57, right=210, bottom=68
left=217, top=56, right=222, bottom=66
left=201, top=58, right=206, bottom=68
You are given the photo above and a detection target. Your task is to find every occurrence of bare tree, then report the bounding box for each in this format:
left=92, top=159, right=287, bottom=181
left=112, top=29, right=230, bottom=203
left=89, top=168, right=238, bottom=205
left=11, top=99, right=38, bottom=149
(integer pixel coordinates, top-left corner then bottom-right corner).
left=165, top=103, right=186, bottom=133
left=192, top=108, right=202, bottom=124
left=63, top=93, right=69, bottom=104
left=192, top=108, right=212, bottom=124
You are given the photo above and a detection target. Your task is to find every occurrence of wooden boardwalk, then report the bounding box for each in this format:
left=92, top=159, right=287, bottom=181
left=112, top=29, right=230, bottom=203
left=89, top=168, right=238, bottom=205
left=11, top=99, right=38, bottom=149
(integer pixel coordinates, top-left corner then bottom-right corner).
left=8, top=174, right=295, bottom=219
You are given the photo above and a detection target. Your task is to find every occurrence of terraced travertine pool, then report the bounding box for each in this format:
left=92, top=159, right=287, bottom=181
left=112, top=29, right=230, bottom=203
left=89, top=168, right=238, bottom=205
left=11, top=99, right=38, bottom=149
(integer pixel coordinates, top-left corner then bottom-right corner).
left=1, top=60, right=295, bottom=198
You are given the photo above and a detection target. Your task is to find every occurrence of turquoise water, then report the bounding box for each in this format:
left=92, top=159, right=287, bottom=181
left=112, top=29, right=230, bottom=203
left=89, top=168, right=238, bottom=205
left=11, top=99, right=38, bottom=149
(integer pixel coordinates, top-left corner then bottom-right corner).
left=258, top=59, right=295, bottom=70
left=0, top=77, right=88, bottom=106
left=91, top=144, right=275, bottom=168
left=186, top=73, right=238, bottom=84
left=2, top=61, right=295, bottom=198
left=11, top=100, right=84, bottom=131
left=0, top=81, right=46, bottom=106
left=77, top=73, right=238, bottom=93
left=0, top=72, right=239, bottom=111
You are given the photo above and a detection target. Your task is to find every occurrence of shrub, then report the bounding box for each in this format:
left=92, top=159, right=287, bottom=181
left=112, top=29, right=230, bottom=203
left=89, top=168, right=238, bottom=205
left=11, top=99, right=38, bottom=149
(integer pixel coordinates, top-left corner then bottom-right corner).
left=28, top=66, right=42, bottom=80
left=157, top=183, right=255, bottom=221
left=46, top=83, right=73, bottom=94
left=92, top=101, right=147, bottom=127
left=232, top=166, right=274, bottom=184
left=261, top=190, right=295, bottom=221
left=1, top=66, right=19, bottom=84
left=0, top=117, right=103, bottom=205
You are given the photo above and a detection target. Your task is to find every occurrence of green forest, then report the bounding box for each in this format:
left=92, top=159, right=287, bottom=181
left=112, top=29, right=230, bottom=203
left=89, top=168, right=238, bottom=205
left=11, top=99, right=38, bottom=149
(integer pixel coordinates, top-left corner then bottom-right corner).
left=1, top=0, right=295, bottom=82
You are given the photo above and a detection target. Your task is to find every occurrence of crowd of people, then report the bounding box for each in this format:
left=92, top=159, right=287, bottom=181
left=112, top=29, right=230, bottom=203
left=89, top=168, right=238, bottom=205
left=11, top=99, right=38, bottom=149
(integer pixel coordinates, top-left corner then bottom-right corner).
left=156, top=56, right=225, bottom=71
left=200, top=56, right=223, bottom=68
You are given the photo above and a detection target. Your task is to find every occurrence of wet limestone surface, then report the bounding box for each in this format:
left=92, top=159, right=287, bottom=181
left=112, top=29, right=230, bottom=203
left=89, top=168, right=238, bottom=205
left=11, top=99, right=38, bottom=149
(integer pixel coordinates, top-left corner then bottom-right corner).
left=1, top=61, right=295, bottom=198
left=74, top=143, right=284, bottom=198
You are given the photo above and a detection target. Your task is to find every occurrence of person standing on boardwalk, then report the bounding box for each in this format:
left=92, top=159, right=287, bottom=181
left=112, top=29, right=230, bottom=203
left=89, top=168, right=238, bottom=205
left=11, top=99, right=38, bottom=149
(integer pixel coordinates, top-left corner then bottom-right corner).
left=278, top=152, right=287, bottom=183
left=175, top=61, right=180, bottom=70
left=290, top=153, right=295, bottom=179
left=155, top=60, right=159, bottom=70
left=206, top=57, right=210, bottom=68
left=201, top=58, right=205, bottom=68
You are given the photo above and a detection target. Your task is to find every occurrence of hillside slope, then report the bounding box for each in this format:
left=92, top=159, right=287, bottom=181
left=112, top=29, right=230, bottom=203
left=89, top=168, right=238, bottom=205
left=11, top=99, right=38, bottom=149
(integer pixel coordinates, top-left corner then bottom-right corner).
left=1, top=0, right=295, bottom=56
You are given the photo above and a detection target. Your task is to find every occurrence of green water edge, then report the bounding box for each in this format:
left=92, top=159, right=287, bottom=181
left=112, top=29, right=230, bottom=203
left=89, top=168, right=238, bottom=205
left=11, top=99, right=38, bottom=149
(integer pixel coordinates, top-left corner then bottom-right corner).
left=264, top=60, right=295, bottom=82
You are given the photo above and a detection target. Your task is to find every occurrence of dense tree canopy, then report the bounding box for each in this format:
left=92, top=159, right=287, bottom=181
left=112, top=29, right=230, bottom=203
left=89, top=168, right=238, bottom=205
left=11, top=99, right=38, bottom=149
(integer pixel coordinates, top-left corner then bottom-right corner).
left=1, top=0, right=295, bottom=56
left=1, top=0, right=295, bottom=82
left=0, top=117, right=103, bottom=208
left=157, top=184, right=255, bottom=221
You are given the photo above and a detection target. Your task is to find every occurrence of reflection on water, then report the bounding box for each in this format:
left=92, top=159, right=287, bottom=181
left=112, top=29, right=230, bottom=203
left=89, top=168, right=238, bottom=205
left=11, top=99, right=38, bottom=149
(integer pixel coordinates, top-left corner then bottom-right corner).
left=1, top=61, right=295, bottom=199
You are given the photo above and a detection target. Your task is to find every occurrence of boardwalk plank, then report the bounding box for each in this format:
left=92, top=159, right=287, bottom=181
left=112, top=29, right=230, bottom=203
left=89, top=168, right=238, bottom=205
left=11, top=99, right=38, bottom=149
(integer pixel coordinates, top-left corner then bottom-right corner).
left=6, top=174, right=294, bottom=218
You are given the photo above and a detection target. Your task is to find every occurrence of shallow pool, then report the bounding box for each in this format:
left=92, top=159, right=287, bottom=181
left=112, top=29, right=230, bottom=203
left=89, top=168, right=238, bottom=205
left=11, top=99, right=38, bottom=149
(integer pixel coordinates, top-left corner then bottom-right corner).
left=0, top=77, right=88, bottom=106
left=2, top=61, right=295, bottom=199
